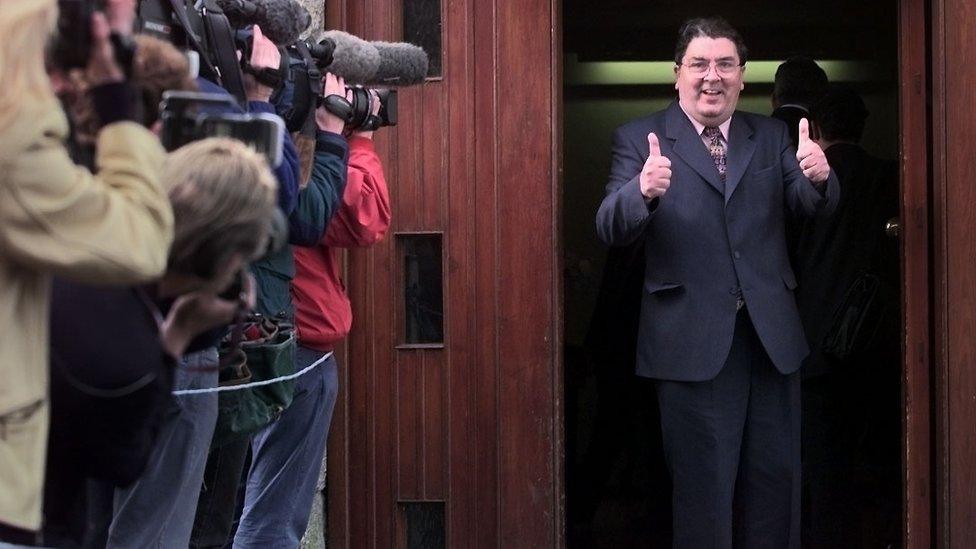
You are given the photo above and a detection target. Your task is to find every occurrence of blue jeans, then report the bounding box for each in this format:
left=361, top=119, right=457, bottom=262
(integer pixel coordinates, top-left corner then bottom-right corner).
left=232, top=346, right=339, bottom=548
left=88, top=348, right=219, bottom=548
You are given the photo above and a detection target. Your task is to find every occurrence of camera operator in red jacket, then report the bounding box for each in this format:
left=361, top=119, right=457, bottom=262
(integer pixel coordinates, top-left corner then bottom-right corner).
left=232, top=90, right=391, bottom=547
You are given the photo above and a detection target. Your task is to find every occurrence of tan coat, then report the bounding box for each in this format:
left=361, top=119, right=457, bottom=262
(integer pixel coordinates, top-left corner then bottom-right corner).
left=0, top=103, right=173, bottom=531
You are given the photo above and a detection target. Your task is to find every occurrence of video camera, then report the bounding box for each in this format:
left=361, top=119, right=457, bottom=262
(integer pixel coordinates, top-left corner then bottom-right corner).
left=160, top=91, right=285, bottom=167
left=54, top=0, right=426, bottom=137
left=218, top=0, right=426, bottom=133
left=273, top=38, right=398, bottom=133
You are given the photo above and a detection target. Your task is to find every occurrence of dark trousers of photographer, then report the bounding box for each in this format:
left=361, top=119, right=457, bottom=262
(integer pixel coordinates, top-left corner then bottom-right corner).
left=84, top=349, right=219, bottom=548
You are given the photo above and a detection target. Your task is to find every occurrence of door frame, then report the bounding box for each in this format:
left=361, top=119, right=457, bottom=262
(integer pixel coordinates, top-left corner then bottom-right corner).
left=898, top=0, right=933, bottom=546
left=554, top=0, right=935, bottom=545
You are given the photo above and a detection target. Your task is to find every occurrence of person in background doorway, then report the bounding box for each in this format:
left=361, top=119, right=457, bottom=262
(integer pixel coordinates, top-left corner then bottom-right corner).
left=793, top=83, right=901, bottom=547
left=771, top=56, right=829, bottom=148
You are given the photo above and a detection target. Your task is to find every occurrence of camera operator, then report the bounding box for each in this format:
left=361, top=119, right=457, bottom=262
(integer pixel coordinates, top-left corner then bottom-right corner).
left=231, top=89, right=390, bottom=548
left=42, top=137, right=276, bottom=547
left=0, top=0, right=174, bottom=542
left=189, top=28, right=355, bottom=549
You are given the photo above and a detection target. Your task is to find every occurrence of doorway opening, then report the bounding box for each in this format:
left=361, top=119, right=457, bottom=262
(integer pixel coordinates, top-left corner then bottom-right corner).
left=561, top=3, right=902, bottom=547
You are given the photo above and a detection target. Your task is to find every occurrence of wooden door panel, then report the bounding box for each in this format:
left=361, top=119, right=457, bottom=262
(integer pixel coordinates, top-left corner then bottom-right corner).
left=898, top=0, right=932, bottom=546
left=326, top=0, right=561, bottom=545
left=396, top=352, right=425, bottom=500
left=493, top=0, right=559, bottom=544
left=933, top=0, right=976, bottom=545
left=942, top=0, right=976, bottom=542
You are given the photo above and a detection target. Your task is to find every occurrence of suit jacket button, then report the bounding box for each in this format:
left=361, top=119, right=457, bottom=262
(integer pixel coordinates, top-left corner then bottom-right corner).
left=733, top=251, right=742, bottom=259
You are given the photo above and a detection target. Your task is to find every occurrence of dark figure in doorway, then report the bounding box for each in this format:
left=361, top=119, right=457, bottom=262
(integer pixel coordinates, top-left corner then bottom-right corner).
left=772, top=56, right=830, bottom=259
left=569, top=235, right=673, bottom=547
left=793, top=84, right=901, bottom=548
left=771, top=56, right=829, bottom=148
left=595, top=16, right=839, bottom=548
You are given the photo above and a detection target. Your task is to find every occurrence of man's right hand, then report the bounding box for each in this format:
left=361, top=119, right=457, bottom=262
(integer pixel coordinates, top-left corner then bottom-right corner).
left=640, top=132, right=671, bottom=200
left=316, top=72, right=348, bottom=135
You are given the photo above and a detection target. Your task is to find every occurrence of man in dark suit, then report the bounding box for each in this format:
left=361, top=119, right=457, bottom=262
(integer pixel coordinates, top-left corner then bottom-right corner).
left=771, top=56, right=829, bottom=148
left=595, top=17, right=839, bottom=548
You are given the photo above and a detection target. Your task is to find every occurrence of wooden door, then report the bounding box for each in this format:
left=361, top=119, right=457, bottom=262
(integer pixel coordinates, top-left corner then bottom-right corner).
left=323, top=0, right=562, bottom=546
left=899, top=0, right=933, bottom=546
left=931, top=0, right=976, bottom=545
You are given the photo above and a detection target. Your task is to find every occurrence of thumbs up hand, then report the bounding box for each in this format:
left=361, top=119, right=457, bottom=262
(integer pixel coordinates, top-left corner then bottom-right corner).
left=796, top=118, right=830, bottom=184
left=640, top=132, right=672, bottom=200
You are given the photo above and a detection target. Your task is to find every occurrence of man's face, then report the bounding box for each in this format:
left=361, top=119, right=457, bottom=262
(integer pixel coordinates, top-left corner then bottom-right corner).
left=674, top=36, right=744, bottom=126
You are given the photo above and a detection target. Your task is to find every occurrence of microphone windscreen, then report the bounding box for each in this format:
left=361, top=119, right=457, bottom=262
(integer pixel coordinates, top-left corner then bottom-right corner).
left=365, top=41, right=429, bottom=86
left=315, top=30, right=381, bottom=84
left=215, top=0, right=310, bottom=45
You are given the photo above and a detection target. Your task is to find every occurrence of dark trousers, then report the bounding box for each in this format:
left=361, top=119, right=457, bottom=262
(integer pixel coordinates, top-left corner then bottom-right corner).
left=655, top=310, right=801, bottom=549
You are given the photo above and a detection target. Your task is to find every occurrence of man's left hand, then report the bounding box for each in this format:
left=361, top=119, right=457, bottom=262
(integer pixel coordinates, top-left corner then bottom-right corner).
left=796, top=118, right=830, bottom=184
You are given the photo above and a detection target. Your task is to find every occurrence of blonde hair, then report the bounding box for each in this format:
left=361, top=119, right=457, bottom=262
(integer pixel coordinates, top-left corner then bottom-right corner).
left=0, top=0, right=58, bottom=130
left=162, top=138, right=278, bottom=279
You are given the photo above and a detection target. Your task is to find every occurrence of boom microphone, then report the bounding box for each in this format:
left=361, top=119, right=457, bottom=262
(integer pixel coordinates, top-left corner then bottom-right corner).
left=316, top=30, right=381, bottom=85
left=312, top=31, right=429, bottom=86
left=214, top=0, right=311, bottom=45
left=366, top=41, right=429, bottom=86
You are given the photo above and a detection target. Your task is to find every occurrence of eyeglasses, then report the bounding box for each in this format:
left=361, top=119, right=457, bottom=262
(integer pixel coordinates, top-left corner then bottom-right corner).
left=679, top=60, right=743, bottom=77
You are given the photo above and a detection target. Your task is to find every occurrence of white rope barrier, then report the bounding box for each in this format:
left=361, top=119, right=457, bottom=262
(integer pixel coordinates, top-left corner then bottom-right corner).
left=172, top=351, right=334, bottom=395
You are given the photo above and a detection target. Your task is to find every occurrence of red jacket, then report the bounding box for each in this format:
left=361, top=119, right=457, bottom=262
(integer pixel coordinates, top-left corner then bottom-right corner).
left=292, top=136, right=391, bottom=351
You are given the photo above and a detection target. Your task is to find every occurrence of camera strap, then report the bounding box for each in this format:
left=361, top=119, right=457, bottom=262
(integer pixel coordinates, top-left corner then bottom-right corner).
left=200, top=0, right=249, bottom=109
left=293, top=41, right=322, bottom=139
left=165, top=0, right=220, bottom=81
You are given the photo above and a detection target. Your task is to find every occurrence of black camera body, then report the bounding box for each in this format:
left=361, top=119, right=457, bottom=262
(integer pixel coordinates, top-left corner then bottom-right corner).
left=273, top=41, right=398, bottom=133
left=319, top=86, right=397, bottom=132
left=160, top=91, right=286, bottom=167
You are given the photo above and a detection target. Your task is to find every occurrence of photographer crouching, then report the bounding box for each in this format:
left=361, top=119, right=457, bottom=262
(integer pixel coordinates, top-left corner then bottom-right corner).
left=67, top=20, right=345, bottom=549
left=0, top=0, right=174, bottom=543
left=43, top=138, right=277, bottom=548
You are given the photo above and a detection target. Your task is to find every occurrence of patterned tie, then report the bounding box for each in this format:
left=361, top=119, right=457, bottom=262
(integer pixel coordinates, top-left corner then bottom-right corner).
left=703, top=126, right=727, bottom=182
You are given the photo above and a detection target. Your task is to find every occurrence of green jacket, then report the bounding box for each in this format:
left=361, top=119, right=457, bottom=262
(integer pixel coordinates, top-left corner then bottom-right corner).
left=252, top=131, right=349, bottom=319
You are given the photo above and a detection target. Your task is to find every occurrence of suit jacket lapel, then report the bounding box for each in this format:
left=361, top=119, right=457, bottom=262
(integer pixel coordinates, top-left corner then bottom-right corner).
left=664, top=102, right=724, bottom=196
left=723, top=113, right=756, bottom=204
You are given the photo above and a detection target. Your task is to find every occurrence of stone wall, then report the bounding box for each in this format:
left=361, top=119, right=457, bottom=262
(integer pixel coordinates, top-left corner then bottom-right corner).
left=298, top=0, right=326, bottom=38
